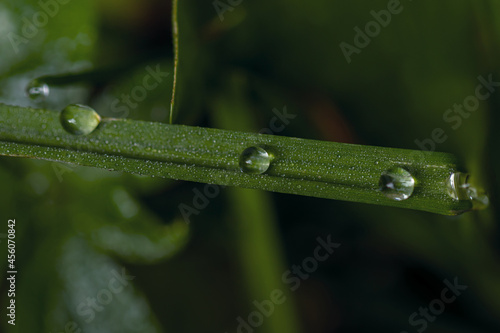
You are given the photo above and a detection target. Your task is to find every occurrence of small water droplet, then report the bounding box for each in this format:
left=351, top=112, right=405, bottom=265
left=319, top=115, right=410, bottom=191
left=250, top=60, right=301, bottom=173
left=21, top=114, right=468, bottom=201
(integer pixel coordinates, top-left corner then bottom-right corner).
left=379, top=167, right=415, bottom=201
left=60, top=104, right=101, bottom=135
left=26, top=79, right=49, bottom=102
left=239, top=146, right=272, bottom=174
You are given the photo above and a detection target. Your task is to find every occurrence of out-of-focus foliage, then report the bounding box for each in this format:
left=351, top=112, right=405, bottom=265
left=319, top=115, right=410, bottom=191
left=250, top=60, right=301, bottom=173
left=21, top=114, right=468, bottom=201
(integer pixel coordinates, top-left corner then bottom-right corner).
left=0, top=1, right=186, bottom=332
left=1, top=0, right=499, bottom=332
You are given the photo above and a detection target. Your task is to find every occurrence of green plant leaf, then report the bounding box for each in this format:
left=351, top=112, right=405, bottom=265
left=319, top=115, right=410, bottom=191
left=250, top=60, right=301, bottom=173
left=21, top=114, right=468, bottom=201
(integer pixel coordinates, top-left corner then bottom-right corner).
left=0, top=103, right=474, bottom=215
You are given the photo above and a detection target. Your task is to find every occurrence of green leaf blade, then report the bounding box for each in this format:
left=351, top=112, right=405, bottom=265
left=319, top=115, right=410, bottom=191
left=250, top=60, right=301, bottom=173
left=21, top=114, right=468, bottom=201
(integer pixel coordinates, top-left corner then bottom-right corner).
left=0, top=103, right=472, bottom=215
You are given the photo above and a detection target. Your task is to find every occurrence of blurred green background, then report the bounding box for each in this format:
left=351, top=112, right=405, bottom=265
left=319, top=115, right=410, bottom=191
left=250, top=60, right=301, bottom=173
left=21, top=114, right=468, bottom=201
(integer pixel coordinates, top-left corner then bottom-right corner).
left=1, top=0, right=499, bottom=332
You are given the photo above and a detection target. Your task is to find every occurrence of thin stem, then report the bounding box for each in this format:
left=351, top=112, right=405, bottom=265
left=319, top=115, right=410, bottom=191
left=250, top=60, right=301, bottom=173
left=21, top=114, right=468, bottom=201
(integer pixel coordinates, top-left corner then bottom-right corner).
left=170, top=0, right=180, bottom=124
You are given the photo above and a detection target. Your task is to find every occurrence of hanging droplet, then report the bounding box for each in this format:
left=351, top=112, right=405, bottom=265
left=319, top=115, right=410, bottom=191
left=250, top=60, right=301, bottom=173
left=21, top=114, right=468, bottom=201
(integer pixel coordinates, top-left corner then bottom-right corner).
left=467, top=187, right=489, bottom=210
left=379, top=167, right=415, bottom=201
left=446, top=172, right=489, bottom=210
left=26, top=79, right=49, bottom=102
left=60, top=104, right=101, bottom=135
left=239, top=146, right=272, bottom=174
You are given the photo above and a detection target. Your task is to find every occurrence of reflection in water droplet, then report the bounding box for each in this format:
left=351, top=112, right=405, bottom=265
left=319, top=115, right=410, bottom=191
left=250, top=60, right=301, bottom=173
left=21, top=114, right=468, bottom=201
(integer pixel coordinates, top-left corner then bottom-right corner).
left=60, top=104, right=101, bottom=135
left=468, top=187, right=490, bottom=210
left=446, top=172, right=470, bottom=200
left=379, top=167, right=415, bottom=201
left=239, top=146, right=272, bottom=174
left=26, top=80, right=49, bottom=102
left=446, top=172, right=489, bottom=210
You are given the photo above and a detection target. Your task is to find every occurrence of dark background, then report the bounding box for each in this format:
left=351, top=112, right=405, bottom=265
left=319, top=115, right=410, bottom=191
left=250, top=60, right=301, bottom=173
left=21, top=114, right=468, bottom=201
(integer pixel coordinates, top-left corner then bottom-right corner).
left=0, top=0, right=499, bottom=332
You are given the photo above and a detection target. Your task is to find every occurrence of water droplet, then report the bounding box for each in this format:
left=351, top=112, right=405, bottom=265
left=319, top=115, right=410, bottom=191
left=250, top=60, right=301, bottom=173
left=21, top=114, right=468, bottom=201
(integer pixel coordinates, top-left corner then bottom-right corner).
left=468, top=187, right=489, bottom=210
left=379, top=167, right=415, bottom=201
left=446, top=172, right=470, bottom=200
left=446, top=172, right=489, bottom=210
left=239, top=146, right=272, bottom=174
left=26, top=79, right=49, bottom=102
left=60, top=104, right=101, bottom=135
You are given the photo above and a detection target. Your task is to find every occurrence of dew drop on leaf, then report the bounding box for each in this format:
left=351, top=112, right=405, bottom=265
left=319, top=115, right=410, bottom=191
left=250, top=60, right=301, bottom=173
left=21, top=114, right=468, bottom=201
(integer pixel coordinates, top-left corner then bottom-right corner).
left=446, top=172, right=470, bottom=200
left=239, top=146, right=272, bottom=174
left=446, top=172, right=489, bottom=209
left=379, top=167, right=415, bottom=201
left=60, top=104, right=101, bottom=135
left=25, top=79, right=49, bottom=102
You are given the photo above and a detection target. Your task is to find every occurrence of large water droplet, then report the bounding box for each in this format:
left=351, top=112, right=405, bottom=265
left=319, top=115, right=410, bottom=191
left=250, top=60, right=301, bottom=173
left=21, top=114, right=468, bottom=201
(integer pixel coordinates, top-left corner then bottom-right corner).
left=379, top=167, right=415, bottom=201
left=26, top=79, right=49, bottom=102
left=239, top=146, right=272, bottom=174
left=60, top=104, right=101, bottom=135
